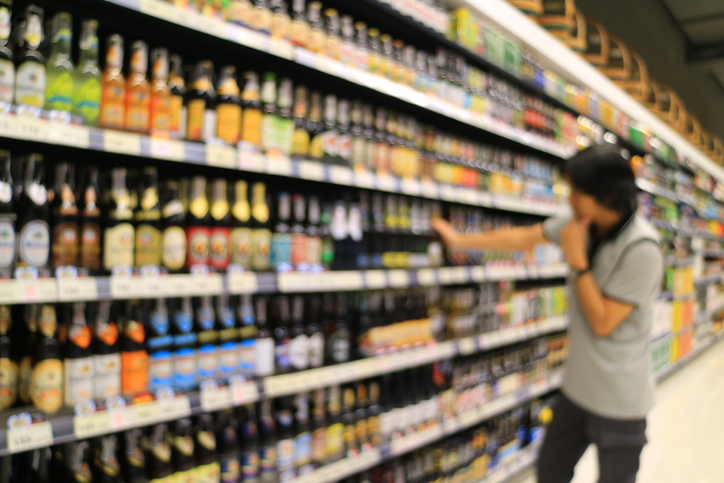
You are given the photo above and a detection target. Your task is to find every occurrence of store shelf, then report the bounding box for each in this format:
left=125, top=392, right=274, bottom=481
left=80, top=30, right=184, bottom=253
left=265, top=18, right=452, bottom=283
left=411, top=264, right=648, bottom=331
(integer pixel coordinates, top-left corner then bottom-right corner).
left=695, top=272, right=724, bottom=285
left=650, top=323, right=694, bottom=344
left=289, top=369, right=564, bottom=483
left=636, top=179, right=695, bottom=207
left=663, top=256, right=695, bottom=268
left=697, top=299, right=724, bottom=323
left=99, top=0, right=575, bottom=160
left=0, top=263, right=569, bottom=305
left=482, top=441, right=542, bottom=483
left=0, top=322, right=567, bottom=456
left=654, top=331, right=724, bottom=382
left=649, top=218, right=724, bottom=242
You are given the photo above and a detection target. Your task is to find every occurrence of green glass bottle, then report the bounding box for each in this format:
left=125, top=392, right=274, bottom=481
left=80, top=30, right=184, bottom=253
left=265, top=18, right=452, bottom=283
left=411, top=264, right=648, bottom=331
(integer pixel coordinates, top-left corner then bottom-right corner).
left=44, top=12, right=74, bottom=113
left=72, top=19, right=101, bottom=126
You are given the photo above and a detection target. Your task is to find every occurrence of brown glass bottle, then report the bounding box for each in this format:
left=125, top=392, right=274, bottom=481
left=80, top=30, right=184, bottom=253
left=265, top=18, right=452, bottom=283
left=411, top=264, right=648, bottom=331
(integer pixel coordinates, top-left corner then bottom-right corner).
left=0, top=305, right=16, bottom=409
left=185, top=176, right=211, bottom=268
left=51, top=162, right=79, bottom=268
left=78, top=166, right=101, bottom=272
left=30, top=304, right=63, bottom=413
left=135, top=167, right=162, bottom=267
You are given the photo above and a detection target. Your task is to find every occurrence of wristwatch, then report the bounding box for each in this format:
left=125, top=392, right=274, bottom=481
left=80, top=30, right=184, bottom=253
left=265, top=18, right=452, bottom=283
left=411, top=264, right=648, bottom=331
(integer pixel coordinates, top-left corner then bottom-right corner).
left=573, top=268, right=591, bottom=279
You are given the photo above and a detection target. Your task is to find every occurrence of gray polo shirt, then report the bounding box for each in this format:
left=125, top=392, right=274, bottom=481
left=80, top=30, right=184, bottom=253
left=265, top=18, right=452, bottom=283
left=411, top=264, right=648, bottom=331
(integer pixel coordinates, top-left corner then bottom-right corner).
left=543, top=214, right=663, bottom=419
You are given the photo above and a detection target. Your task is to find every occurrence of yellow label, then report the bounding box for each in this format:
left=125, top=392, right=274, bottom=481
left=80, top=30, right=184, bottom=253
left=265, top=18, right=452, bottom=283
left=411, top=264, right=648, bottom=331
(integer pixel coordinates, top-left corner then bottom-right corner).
left=308, top=30, right=326, bottom=53
left=169, top=95, right=184, bottom=134
left=231, top=227, right=253, bottom=266
left=31, top=359, right=63, bottom=413
left=0, top=358, right=18, bottom=409
left=232, top=202, right=250, bottom=223
left=216, top=103, right=242, bottom=145
left=241, top=108, right=262, bottom=147
left=126, top=89, right=151, bottom=131
left=210, top=201, right=229, bottom=222
left=162, top=226, right=187, bottom=270
left=135, top=224, right=162, bottom=267
left=196, top=462, right=221, bottom=483
left=292, top=128, right=310, bottom=156
left=189, top=197, right=209, bottom=219
left=187, top=99, right=207, bottom=141
left=290, top=20, right=310, bottom=46
left=175, top=468, right=198, bottom=483
left=325, top=423, right=344, bottom=458
left=103, top=223, right=135, bottom=270
left=309, top=133, right=324, bottom=159
left=271, top=12, right=291, bottom=40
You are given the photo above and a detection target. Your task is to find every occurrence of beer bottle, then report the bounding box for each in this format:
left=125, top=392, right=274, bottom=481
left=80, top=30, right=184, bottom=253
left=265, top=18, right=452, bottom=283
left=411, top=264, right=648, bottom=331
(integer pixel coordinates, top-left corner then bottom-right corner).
left=90, top=300, right=120, bottom=400
left=78, top=166, right=101, bottom=272
left=63, top=302, right=94, bottom=405
left=66, top=440, right=92, bottom=483
left=145, top=298, right=173, bottom=392
left=272, top=295, right=292, bottom=374
left=254, top=296, right=274, bottom=377
left=361, top=104, right=375, bottom=171
left=270, top=192, right=292, bottom=272
left=289, top=295, right=308, bottom=372
left=289, top=0, right=310, bottom=47
left=310, top=389, right=326, bottom=467
left=125, top=40, right=151, bottom=133
left=135, top=167, right=162, bottom=267
left=44, top=12, right=74, bottom=114
left=100, top=34, right=125, bottom=129
left=276, top=396, right=296, bottom=481
left=270, top=0, right=291, bottom=40
left=306, top=91, right=324, bottom=160
left=0, top=151, right=14, bottom=274
left=294, top=392, right=313, bottom=475
left=240, top=72, right=263, bottom=152
left=239, top=403, right=261, bottom=483
left=186, top=61, right=216, bottom=142
left=323, top=9, right=341, bottom=61
left=325, top=385, right=345, bottom=464
left=305, top=196, right=322, bottom=271
left=249, top=0, right=272, bottom=33
left=93, top=435, right=121, bottom=483
left=327, top=294, right=351, bottom=365
left=30, top=304, right=62, bottom=413
left=305, top=295, right=324, bottom=369
left=120, top=428, right=146, bottom=483
left=291, top=85, right=310, bottom=157
left=340, top=16, right=355, bottom=66
left=195, top=413, right=220, bottom=483
left=372, top=108, right=389, bottom=172
left=150, top=47, right=171, bottom=136
left=172, top=418, right=197, bottom=483
left=120, top=300, right=148, bottom=397
left=230, top=180, right=252, bottom=269
left=104, top=168, right=135, bottom=272
left=354, top=23, right=369, bottom=71
left=341, top=386, right=358, bottom=457
left=306, top=2, right=326, bottom=54
left=367, top=380, right=382, bottom=447
left=260, top=72, right=277, bottom=155
left=0, top=0, right=13, bottom=108
left=237, top=293, right=257, bottom=377
left=185, top=176, right=211, bottom=268
left=161, top=180, right=186, bottom=272
left=290, top=194, right=307, bottom=271
left=168, top=54, right=187, bottom=139
left=380, top=35, right=394, bottom=80
left=170, top=296, right=197, bottom=392
left=14, top=5, right=46, bottom=109
left=230, top=0, right=253, bottom=26
left=72, top=19, right=101, bottom=126
left=276, top=77, right=294, bottom=156
left=349, top=101, right=365, bottom=169
left=216, top=65, right=242, bottom=145
left=216, top=294, right=239, bottom=381
left=321, top=94, right=337, bottom=163
left=18, top=154, right=50, bottom=270
left=51, top=162, right=79, bottom=268
left=367, top=28, right=381, bottom=76
left=258, top=400, right=278, bottom=483
left=147, top=423, right=173, bottom=483
left=17, top=305, right=38, bottom=405
left=336, top=99, right=352, bottom=166
left=209, top=179, right=231, bottom=271
left=195, top=295, right=218, bottom=383
left=0, top=305, right=16, bottom=409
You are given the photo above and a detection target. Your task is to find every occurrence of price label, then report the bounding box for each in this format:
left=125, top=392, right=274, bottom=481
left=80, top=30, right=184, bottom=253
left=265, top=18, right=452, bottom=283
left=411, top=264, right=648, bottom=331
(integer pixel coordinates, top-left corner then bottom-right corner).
left=298, top=160, right=326, bottom=181
left=375, top=173, right=397, bottom=192
left=364, top=270, right=387, bottom=289
left=450, top=266, right=469, bottom=284
left=333, top=271, right=364, bottom=290
left=268, top=38, right=294, bottom=59
left=264, top=375, right=295, bottom=398
left=150, top=138, right=184, bottom=160
left=416, top=268, right=437, bottom=286
left=132, top=401, right=161, bottom=426
left=439, top=184, right=455, bottom=201
left=74, top=411, right=112, bottom=439
left=459, top=408, right=479, bottom=428
left=460, top=189, right=478, bottom=205
left=206, top=145, right=236, bottom=168
left=48, top=123, right=90, bottom=148
left=387, top=270, right=410, bottom=287
left=265, top=155, right=293, bottom=176
left=16, top=117, right=49, bottom=141
left=437, top=267, right=453, bottom=285
left=110, top=276, right=139, bottom=299
left=329, top=165, right=354, bottom=185
left=191, top=273, right=224, bottom=295
left=230, top=378, right=259, bottom=405
left=420, top=181, right=439, bottom=199
left=277, top=272, right=309, bottom=293
left=7, top=421, right=54, bottom=454
left=163, top=275, right=191, bottom=297
left=104, top=130, right=142, bottom=155
left=352, top=359, right=377, bottom=379
left=18, top=279, right=58, bottom=303
left=470, top=266, right=486, bottom=282
left=400, top=178, right=421, bottom=196
left=513, top=265, right=528, bottom=279
left=0, top=114, right=18, bottom=137
left=227, top=272, right=259, bottom=294
left=458, top=337, right=477, bottom=355
left=485, top=331, right=501, bottom=348
left=239, top=151, right=266, bottom=172
left=158, top=396, right=192, bottom=421
left=354, top=170, right=376, bottom=189
left=58, top=278, right=98, bottom=302
left=478, top=191, right=493, bottom=207
left=0, top=281, right=19, bottom=302
left=200, top=385, right=232, bottom=412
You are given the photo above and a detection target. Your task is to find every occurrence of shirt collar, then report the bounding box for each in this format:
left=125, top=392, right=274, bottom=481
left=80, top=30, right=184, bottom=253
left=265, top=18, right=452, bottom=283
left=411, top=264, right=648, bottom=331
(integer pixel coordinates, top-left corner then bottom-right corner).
left=589, top=211, right=635, bottom=243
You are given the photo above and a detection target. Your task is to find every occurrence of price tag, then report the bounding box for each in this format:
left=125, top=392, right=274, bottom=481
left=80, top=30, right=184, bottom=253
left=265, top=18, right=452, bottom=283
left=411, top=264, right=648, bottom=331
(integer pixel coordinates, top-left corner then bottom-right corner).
left=74, top=411, right=112, bottom=439
left=439, top=184, right=455, bottom=201
left=329, top=165, right=354, bottom=185
left=58, top=277, right=98, bottom=302
left=104, top=130, right=142, bottom=155
left=110, top=276, right=138, bottom=299
left=268, top=39, right=294, bottom=59
left=352, top=359, right=377, bottom=379
left=450, top=266, right=469, bottom=284
left=485, top=331, right=501, bottom=348
left=150, top=138, right=184, bottom=160
left=18, top=279, right=58, bottom=303
left=354, top=170, right=376, bottom=189
left=277, top=272, right=308, bottom=293
left=375, top=173, right=397, bottom=192
left=163, top=275, right=191, bottom=297
left=298, top=160, right=326, bottom=181
left=420, top=181, right=439, bottom=199
left=48, top=123, right=90, bottom=148
left=416, top=268, right=437, bottom=286
left=230, top=377, right=259, bottom=405
left=458, top=337, right=477, bottom=355
left=264, top=375, right=292, bottom=398
left=132, top=401, right=161, bottom=426
left=206, top=144, right=237, bottom=168
left=265, top=155, right=293, bottom=176
left=0, top=281, right=19, bottom=303
left=364, top=270, right=387, bottom=289
left=200, top=385, right=232, bottom=412
left=227, top=272, right=259, bottom=294
left=400, top=178, right=422, bottom=196
left=334, top=271, right=364, bottom=290
left=238, top=151, right=266, bottom=172
left=0, top=114, right=18, bottom=137
left=190, top=273, right=224, bottom=295
left=513, top=265, right=528, bottom=279
left=7, top=421, right=54, bottom=454
left=16, top=117, right=49, bottom=141
left=460, top=189, right=478, bottom=205
left=437, top=267, right=453, bottom=285
left=459, top=408, right=479, bottom=428
left=387, top=270, right=410, bottom=287
left=478, top=191, right=493, bottom=207
left=158, top=395, right=192, bottom=421
left=470, top=266, right=486, bottom=282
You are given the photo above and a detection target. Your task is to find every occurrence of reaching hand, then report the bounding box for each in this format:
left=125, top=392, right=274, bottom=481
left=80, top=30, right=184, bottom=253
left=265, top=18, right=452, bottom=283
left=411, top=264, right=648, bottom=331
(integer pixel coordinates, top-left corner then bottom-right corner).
left=431, top=218, right=460, bottom=248
left=560, top=217, right=591, bottom=270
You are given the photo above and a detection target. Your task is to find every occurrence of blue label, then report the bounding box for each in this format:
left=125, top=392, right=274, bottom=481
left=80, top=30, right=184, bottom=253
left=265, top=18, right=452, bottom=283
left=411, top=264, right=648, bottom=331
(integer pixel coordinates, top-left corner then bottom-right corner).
left=151, top=313, right=169, bottom=336
left=371, top=254, right=383, bottom=269
left=240, top=450, right=260, bottom=479
left=197, top=308, right=215, bottom=331
left=294, top=432, right=312, bottom=466
left=219, top=341, right=239, bottom=377
left=240, top=306, right=254, bottom=327
left=239, top=339, right=256, bottom=373
left=173, top=347, right=197, bottom=391
left=219, top=308, right=235, bottom=329
left=148, top=350, right=173, bottom=391
left=275, top=339, right=291, bottom=371
left=197, top=344, right=218, bottom=380
left=270, top=234, right=291, bottom=268
left=146, top=334, right=173, bottom=350
left=259, top=446, right=277, bottom=474
left=174, top=333, right=197, bottom=347
left=220, top=456, right=241, bottom=483
left=174, top=311, right=193, bottom=333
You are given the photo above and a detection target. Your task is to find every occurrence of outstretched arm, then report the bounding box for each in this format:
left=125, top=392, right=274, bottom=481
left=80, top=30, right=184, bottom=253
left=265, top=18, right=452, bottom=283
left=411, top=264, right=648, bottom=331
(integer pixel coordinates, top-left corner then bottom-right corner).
left=431, top=218, right=548, bottom=252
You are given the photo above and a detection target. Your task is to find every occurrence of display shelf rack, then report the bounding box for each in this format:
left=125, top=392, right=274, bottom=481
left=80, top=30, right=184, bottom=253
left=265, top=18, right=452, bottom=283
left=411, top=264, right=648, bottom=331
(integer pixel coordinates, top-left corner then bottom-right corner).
left=649, top=218, right=724, bottom=242
left=654, top=331, right=724, bottom=382
left=0, top=319, right=568, bottom=456
left=696, top=299, right=724, bottom=324
left=0, top=262, right=569, bottom=305
left=695, top=272, right=724, bottom=285
left=662, top=256, right=695, bottom=268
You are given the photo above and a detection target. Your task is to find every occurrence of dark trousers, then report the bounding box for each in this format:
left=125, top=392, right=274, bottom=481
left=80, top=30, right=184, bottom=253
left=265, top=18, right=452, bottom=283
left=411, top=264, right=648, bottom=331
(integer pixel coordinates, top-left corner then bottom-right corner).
left=536, top=393, right=647, bottom=483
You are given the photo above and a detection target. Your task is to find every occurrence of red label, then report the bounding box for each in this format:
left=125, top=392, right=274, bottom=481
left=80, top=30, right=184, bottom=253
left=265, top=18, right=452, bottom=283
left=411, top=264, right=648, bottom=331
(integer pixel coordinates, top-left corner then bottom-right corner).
left=186, top=226, right=211, bottom=268
left=291, top=233, right=307, bottom=268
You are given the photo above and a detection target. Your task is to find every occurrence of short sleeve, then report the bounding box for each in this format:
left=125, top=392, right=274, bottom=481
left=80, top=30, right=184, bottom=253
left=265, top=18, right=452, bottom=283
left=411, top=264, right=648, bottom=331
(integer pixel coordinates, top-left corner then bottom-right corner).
left=542, top=215, right=572, bottom=245
left=602, top=240, right=663, bottom=307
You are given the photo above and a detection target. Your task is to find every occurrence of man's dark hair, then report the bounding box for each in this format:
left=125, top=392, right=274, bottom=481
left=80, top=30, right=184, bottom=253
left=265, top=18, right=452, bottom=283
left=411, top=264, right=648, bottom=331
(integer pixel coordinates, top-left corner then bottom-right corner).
left=565, top=144, right=638, bottom=213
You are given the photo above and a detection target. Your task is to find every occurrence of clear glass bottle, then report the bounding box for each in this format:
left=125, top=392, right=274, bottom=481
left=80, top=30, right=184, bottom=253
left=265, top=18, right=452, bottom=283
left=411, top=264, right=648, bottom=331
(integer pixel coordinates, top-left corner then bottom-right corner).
left=44, top=12, right=74, bottom=114
left=72, top=19, right=101, bottom=126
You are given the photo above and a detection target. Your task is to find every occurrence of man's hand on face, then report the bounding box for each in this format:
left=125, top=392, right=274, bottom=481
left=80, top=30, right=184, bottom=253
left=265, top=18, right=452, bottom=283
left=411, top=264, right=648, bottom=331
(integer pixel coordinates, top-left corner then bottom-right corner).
left=560, top=218, right=591, bottom=271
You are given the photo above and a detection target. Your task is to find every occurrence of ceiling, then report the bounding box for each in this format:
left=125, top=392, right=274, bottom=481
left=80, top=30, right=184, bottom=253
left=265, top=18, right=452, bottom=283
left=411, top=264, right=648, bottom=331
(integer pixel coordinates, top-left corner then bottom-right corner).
left=574, top=0, right=724, bottom=143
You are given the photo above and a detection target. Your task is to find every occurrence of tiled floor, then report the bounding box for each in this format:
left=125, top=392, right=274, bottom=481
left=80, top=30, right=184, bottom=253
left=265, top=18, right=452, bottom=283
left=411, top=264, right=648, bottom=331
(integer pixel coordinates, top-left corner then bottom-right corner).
left=508, top=338, right=724, bottom=483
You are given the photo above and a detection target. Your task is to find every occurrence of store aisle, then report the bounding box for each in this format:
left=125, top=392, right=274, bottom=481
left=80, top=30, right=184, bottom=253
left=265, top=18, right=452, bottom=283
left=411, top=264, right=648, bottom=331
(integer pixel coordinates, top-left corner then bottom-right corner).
left=509, top=339, right=724, bottom=483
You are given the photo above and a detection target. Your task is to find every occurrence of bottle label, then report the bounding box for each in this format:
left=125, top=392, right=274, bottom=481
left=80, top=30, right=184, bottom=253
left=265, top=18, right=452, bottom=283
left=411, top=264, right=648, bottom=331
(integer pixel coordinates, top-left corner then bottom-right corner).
left=308, top=332, right=324, bottom=368
left=289, top=334, right=309, bottom=371
left=321, top=130, right=338, bottom=158
left=151, top=94, right=172, bottom=133
left=216, top=103, right=242, bottom=145
left=311, top=428, right=326, bottom=463
left=121, top=350, right=149, bottom=396
left=148, top=350, right=173, bottom=391
left=330, top=330, right=350, bottom=363
left=238, top=339, right=256, bottom=376
left=259, top=445, right=277, bottom=474
left=209, top=227, right=231, bottom=270
left=0, top=358, right=18, bottom=409
left=73, top=77, right=101, bottom=124
left=134, top=224, right=161, bottom=267
left=270, top=233, right=291, bottom=270
left=0, top=59, right=14, bottom=104
left=254, top=337, right=275, bottom=377
left=290, top=233, right=307, bottom=268
left=80, top=222, right=101, bottom=270
left=249, top=7, right=272, bottom=32
left=292, top=127, right=310, bottom=156
left=31, top=358, right=63, bottom=413
left=366, top=415, right=380, bottom=445
left=186, top=99, right=207, bottom=141
left=305, top=236, right=322, bottom=268
left=0, top=220, right=15, bottom=269
left=220, top=457, right=241, bottom=483
left=261, top=114, right=277, bottom=153
left=162, top=226, right=186, bottom=270
left=19, top=220, right=50, bottom=268
left=275, top=338, right=291, bottom=371
left=251, top=228, right=271, bottom=271
left=100, top=83, right=125, bottom=128
left=46, top=71, right=74, bottom=112
left=196, top=462, right=221, bottom=483
left=290, top=20, right=310, bottom=47
left=93, top=353, right=121, bottom=400
left=241, top=108, right=262, bottom=147
left=230, top=0, right=252, bottom=25
left=308, top=30, right=326, bottom=53
left=351, top=137, right=366, bottom=167
left=230, top=227, right=253, bottom=267
left=309, top=133, right=323, bottom=159
left=321, top=238, right=334, bottom=267
left=197, top=345, right=218, bottom=381
left=103, top=223, right=134, bottom=270
left=64, top=356, right=94, bottom=405
left=175, top=468, right=198, bottom=483
left=277, top=438, right=295, bottom=473
left=173, top=347, right=197, bottom=391
left=241, top=451, right=260, bottom=479
left=337, top=134, right=352, bottom=161
left=186, top=226, right=211, bottom=267
left=126, top=89, right=151, bottom=131
left=294, top=432, right=312, bottom=467
left=218, top=341, right=239, bottom=378
left=325, top=423, right=344, bottom=458
left=15, top=61, right=45, bottom=107
left=271, top=12, right=291, bottom=40
left=18, top=356, right=31, bottom=403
